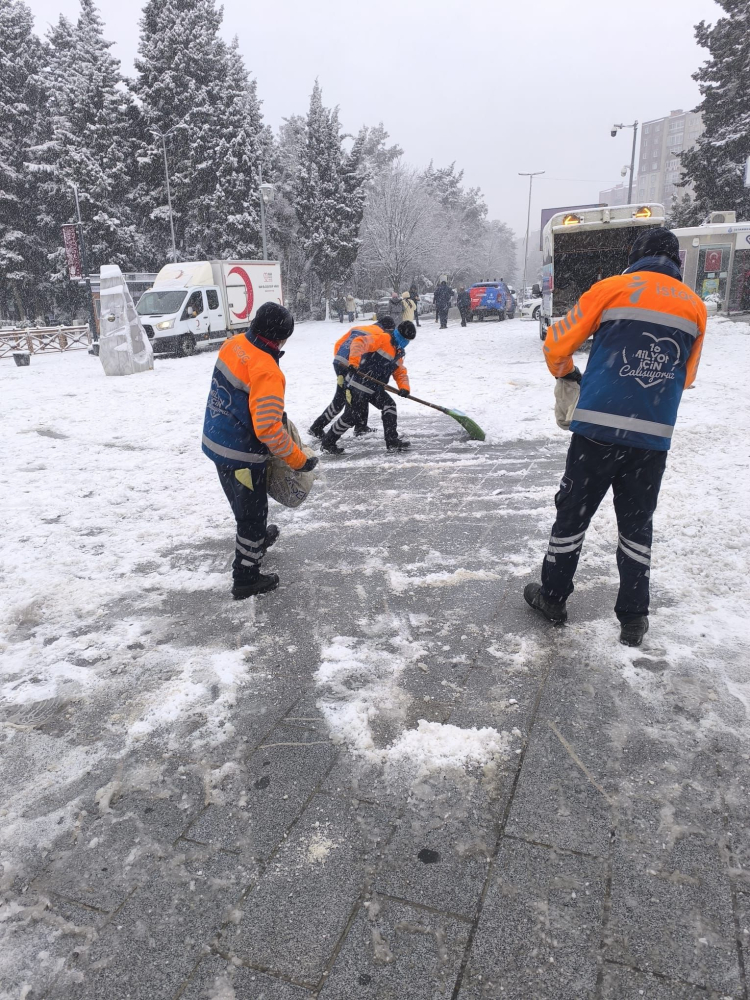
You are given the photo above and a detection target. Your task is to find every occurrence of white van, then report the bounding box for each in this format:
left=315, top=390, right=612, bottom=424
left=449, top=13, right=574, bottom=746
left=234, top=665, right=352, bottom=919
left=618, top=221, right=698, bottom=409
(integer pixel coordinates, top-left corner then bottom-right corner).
left=135, top=260, right=283, bottom=356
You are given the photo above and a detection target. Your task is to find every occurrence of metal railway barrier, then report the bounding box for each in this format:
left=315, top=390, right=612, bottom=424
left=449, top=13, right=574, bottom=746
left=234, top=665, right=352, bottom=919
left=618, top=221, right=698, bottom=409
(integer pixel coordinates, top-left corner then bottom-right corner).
left=0, top=325, right=92, bottom=360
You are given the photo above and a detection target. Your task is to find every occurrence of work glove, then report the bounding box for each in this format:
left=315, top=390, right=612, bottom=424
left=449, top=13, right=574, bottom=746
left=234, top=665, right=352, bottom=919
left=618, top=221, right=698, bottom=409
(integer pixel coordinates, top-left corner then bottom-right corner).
left=561, top=366, right=582, bottom=384
left=300, top=455, right=319, bottom=473
left=398, top=388, right=410, bottom=397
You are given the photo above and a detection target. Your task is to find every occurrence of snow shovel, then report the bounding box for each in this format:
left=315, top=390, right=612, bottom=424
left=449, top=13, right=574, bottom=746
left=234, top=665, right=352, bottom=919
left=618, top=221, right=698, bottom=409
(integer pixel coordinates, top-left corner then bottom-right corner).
left=354, top=372, right=486, bottom=441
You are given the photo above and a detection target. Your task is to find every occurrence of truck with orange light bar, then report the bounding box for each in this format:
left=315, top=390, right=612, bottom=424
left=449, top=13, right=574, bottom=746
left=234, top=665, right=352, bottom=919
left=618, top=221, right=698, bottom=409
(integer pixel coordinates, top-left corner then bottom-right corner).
left=539, top=204, right=665, bottom=340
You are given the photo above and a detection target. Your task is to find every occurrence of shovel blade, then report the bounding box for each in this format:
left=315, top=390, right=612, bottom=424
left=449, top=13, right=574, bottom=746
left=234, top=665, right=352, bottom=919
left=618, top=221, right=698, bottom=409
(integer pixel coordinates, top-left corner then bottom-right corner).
left=445, top=408, right=486, bottom=441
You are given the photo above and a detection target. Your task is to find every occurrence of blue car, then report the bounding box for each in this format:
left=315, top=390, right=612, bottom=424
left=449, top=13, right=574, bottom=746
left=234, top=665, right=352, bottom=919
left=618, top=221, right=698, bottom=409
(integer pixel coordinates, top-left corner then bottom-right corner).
left=467, top=280, right=512, bottom=321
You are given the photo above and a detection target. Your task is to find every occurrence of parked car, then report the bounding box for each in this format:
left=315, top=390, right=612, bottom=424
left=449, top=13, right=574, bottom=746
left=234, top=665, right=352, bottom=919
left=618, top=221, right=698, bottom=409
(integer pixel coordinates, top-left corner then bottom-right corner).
left=467, top=280, right=511, bottom=322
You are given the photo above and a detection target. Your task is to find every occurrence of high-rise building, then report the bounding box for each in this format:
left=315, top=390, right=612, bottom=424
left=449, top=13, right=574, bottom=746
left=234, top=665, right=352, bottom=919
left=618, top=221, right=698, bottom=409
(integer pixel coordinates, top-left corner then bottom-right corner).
left=598, top=183, right=631, bottom=206
left=635, top=109, right=703, bottom=209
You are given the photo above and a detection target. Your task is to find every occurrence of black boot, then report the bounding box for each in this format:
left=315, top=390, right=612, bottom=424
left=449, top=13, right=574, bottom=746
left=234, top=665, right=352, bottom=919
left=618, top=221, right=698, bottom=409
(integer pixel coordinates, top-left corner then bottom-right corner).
left=619, top=616, right=649, bottom=647
left=353, top=425, right=374, bottom=437
left=263, top=524, right=279, bottom=553
left=308, top=421, right=326, bottom=439
left=523, top=582, right=567, bottom=624
left=321, top=432, right=345, bottom=455
left=232, top=572, right=280, bottom=599
left=386, top=438, right=411, bottom=452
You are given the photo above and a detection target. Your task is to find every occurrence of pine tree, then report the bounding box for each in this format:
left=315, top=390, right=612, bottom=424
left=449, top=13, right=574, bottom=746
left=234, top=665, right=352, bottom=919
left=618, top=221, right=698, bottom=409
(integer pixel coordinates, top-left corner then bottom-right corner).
left=680, top=1, right=750, bottom=221
left=207, top=37, right=267, bottom=260
left=32, top=0, right=144, bottom=286
left=295, top=82, right=364, bottom=311
left=0, top=0, right=47, bottom=319
left=133, top=0, right=237, bottom=264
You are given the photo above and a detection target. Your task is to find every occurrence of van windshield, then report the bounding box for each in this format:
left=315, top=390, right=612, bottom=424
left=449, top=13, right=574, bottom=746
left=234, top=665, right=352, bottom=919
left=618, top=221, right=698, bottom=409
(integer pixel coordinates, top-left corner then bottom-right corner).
left=136, top=290, right=187, bottom=316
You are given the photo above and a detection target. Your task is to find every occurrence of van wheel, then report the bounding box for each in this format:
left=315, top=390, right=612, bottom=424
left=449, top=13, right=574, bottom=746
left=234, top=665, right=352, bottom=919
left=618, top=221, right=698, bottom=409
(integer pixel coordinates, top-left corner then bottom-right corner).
left=178, top=334, right=196, bottom=357
left=532, top=305, right=541, bottom=321
left=539, top=318, right=547, bottom=341
left=498, top=311, right=506, bottom=322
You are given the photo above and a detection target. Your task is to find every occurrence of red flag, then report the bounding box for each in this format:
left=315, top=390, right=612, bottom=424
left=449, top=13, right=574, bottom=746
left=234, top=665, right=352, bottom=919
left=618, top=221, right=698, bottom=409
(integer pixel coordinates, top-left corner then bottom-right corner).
left=62, top=225, right=83, bottom=280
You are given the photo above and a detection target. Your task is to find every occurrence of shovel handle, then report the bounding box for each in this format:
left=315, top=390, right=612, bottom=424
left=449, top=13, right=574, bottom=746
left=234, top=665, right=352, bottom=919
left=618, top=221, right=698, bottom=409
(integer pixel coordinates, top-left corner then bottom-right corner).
left=351, top=371, right=448, bottom=415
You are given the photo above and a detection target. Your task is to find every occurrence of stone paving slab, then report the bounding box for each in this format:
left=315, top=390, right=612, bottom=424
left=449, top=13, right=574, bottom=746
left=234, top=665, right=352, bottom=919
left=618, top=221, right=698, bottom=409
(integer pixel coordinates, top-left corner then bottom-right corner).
left=180, top=956, right=314, bottom=998
left=317, top=894, right=471, bottom=999
left=605, top=832, right=742, bottom=996
left=459, top=837, right=607, bottom=999
left=600, top=962, right=740, bottom=999
left=218, top=793, right=392, bottom=986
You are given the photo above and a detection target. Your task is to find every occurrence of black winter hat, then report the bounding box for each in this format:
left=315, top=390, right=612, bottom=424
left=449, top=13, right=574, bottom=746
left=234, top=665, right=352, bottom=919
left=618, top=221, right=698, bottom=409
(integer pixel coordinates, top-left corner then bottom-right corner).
left=377, top=315, right=396, bottom=331
left=628, top=228, right=682, bottom=269
left=250, top=301, right=294, bottom=341
left=397, top=320, right=416, bottom=340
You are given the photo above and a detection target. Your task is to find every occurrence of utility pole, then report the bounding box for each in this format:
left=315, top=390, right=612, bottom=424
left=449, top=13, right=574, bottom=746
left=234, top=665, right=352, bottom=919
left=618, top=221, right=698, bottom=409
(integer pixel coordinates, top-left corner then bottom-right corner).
left=519, top=171, right=544, bottom=304
left=611, top=121, right=639, bottom=202
left=149, top=126, right=178, bottom=262
left=71, top=183, right=99, bottom=339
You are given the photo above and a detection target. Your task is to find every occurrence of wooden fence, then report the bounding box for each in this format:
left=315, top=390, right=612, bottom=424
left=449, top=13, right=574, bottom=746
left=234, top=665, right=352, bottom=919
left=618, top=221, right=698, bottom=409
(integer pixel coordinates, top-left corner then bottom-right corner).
left=0, top=325, right=92, bottom=360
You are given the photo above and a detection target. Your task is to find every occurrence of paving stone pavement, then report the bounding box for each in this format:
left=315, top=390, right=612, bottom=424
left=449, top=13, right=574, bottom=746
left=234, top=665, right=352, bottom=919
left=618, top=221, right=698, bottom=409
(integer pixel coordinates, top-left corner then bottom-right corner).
left=1, top=414, right=749, bottom=1000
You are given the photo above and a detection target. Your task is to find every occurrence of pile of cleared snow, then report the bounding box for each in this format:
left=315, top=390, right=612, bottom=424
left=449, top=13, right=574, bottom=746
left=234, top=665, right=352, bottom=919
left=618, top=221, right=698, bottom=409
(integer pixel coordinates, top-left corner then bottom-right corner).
left=315, top=618, right=510, bottom=771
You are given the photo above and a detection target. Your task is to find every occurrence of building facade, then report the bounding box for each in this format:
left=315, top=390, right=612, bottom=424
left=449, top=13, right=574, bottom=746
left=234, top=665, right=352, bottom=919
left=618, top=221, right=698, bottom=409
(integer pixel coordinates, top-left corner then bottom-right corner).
left=598, top=182, right=631, bottom=207
left=635, top=109, right=703, bottom=208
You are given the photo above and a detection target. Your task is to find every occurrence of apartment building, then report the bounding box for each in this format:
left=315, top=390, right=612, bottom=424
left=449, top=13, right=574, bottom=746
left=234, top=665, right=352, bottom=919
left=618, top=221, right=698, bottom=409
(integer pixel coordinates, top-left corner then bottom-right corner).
left=635, top=109, right=703, bottom=207
left=598, top=182, right=631, bottom=206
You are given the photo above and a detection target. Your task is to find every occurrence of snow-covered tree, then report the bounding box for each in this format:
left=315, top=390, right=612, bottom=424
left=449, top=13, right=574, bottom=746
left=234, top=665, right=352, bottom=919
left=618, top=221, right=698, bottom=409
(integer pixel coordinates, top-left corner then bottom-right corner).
left=359, top=162, right=446, bottom=291
left=208, top=37, right=269, bottom=260
left=132, top=0, right=227, bottom=263
left=295, top=82, right=365, bottom=309
left=680, top=1, right=750, bottom=221
left=32, top=0, right=144, bottom=284
left=0, top=0, right=47, bottom=319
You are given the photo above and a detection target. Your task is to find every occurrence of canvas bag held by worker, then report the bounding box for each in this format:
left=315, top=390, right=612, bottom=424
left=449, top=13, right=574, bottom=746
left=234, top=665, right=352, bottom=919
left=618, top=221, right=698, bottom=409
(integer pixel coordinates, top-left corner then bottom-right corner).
left=554, top=378, right=580, bottom=430
left=267, top=417, right=317, bottom=508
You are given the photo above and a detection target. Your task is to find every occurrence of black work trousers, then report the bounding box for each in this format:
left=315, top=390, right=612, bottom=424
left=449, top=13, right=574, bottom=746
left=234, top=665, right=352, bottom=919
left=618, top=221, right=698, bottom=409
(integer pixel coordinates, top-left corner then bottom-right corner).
left=216, top=464, right=268, bottom=583
left=329, top=385, right=398, bottom=444
left=311, top=374, right=369, bottom=433
left=437, top=306, right=449, bottom=328
left=540, top=434, right=667, bottom=621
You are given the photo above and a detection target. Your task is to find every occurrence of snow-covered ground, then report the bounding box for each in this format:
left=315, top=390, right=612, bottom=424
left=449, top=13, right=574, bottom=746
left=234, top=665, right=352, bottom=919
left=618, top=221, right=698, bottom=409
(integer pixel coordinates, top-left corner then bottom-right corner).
left=1, top=312, right=749, bottom=825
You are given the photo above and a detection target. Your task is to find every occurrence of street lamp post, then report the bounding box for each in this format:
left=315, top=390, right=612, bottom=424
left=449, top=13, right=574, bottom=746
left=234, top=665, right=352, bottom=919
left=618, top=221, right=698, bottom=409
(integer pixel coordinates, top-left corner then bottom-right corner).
left=149, top=125, right=179, bottom=262
left=611, top=121, right=639, bottom=203
left=70, top=182, right=99, bottom=338
left=519, top=171, right=544, bottom=304
left=258, top=164, right=274, bottom=260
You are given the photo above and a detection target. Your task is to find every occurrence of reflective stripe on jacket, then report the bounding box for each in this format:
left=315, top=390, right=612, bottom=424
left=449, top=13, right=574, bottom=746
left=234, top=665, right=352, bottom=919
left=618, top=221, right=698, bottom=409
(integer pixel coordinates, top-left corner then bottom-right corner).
left=202, top=333, right=308, bottom=470
left=543, top=257, right=707, bottom=451
left=348, top=327, right=410, bottom=394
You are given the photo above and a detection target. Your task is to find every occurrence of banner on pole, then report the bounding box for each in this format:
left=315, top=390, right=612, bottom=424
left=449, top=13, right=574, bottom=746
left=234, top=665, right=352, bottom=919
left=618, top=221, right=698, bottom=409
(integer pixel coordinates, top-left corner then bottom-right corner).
left=62, top=224, right=83, bottom=280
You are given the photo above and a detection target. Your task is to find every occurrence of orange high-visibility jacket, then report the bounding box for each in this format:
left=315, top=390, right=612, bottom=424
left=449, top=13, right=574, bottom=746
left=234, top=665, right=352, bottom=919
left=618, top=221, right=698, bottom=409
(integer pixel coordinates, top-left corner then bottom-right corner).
left=202, top=333, right=308, bottom=470
left=348, top=328, right=410, bottom=394
left=543, top=265, right=707, bottom=450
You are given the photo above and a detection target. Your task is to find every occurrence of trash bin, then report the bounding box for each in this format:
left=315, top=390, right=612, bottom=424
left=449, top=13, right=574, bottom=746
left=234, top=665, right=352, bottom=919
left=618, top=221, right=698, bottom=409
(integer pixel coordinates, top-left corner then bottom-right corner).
left=13, top=351, right=30, bottom=367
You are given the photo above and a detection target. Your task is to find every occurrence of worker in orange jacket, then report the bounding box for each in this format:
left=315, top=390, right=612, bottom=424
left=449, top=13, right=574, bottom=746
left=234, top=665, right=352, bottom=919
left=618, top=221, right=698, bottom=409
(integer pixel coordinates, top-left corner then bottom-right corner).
left=321, top=320, right=416, bottom=454
left=307, top=317, right=397, bottom=439
left=524, top=228, right=706, bottom=646
left=202, top=302, right=318, bottom=598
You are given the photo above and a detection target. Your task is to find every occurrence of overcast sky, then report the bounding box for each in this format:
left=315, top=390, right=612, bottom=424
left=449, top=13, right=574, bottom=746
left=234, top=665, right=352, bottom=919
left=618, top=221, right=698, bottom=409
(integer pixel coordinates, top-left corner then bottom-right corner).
left=28, top=0, right=720, bottom=235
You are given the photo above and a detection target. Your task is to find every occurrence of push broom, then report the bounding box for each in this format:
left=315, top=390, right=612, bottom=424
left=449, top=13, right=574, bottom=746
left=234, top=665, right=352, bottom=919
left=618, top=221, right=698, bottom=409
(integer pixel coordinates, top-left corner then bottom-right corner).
left=355, top=372, right=486, bottom=441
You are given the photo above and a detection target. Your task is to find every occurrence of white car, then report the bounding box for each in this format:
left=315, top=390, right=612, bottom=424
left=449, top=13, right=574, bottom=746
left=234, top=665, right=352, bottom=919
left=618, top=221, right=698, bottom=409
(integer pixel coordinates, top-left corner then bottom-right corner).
left=520, top=296, right=542, bottom=321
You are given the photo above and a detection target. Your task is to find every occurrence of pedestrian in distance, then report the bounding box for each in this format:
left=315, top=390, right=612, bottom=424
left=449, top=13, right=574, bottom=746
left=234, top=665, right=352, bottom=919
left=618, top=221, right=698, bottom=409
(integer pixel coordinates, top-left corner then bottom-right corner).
left=409, top=283, right=421, bottom=327
left=524, top=229, right=707, bottom=647
left=434, top=277, right=452, bottom=329
left=345, top=292, right=357, bottom=322
left=308, top=319, right=399, bottom=440
left=202, top=302, right=319, bottom=599
left=457, top=286, right=471, bottom=327
left=388, top=290, right=403, bottom=325
left=400, top=289, right=417, bottom=324
left=321, top=319, right=416, bottom=455
left=335, top=294, right=345, bottom=322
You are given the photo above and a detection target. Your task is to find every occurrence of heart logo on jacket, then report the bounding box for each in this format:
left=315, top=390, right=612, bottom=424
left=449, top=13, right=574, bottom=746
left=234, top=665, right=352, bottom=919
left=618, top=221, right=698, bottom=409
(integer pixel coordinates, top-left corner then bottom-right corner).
left=619, top=332, right=681, bottom=389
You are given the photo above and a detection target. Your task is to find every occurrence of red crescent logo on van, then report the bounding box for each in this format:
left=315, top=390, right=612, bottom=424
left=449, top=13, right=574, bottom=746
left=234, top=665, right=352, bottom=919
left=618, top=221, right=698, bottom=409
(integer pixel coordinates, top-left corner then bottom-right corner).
left=228, top=266, right=254, bottom=320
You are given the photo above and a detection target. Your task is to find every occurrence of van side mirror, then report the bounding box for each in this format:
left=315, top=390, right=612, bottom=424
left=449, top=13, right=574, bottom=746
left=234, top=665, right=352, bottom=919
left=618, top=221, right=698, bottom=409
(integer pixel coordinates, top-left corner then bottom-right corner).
left=532, top=284, right=541, bottom=297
